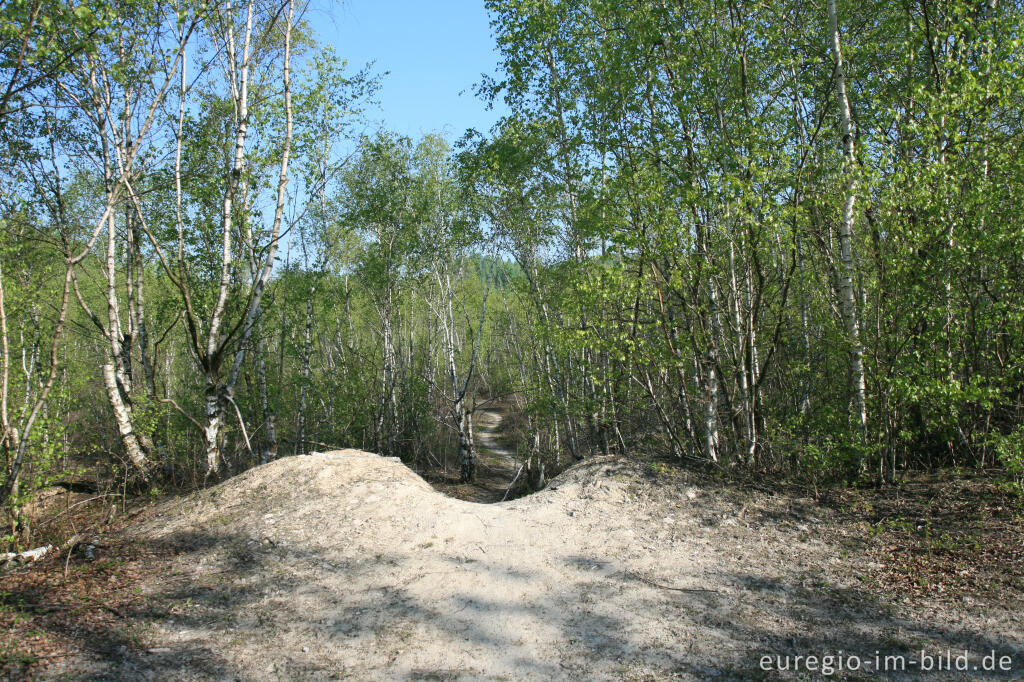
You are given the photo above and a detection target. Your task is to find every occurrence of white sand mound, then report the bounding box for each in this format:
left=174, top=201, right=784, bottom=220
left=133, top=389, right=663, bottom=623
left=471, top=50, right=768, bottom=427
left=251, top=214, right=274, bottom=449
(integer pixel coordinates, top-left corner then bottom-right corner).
left=87, top=452, right=1019, bottom=680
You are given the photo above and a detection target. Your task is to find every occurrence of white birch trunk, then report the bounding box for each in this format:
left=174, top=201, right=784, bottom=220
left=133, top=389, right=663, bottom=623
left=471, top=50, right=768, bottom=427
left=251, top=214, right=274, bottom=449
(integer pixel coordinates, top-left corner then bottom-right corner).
left=703, top=353, right=720, bottom=463
left=827, top=0, right=868, bottom=444
left=203, top=378, right=224, bottom=476
left=207, top=0, right=254, bottom=358
left=205, top=0, right=293, bottom=474
left=102, top=362, right=150, bottom=473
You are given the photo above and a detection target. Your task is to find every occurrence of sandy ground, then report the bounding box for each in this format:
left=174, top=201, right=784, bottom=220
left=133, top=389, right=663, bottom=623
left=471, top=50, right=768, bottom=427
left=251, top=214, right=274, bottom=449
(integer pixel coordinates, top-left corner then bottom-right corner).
left=44, top=450, right=1022, bottom=681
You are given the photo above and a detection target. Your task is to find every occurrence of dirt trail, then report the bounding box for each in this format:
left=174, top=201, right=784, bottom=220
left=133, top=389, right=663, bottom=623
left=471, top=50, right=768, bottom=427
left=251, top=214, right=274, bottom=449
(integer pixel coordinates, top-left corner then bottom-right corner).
left=469, top=408, right=520, bottom=502
left=430, top=407, right=520, bottom=503
left=45, top=452, right=1023, bottom=680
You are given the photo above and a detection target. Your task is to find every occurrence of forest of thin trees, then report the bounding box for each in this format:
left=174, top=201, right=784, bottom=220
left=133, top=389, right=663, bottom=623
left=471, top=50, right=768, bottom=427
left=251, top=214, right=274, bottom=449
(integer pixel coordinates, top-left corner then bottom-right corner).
left=3, top=0, right=1024, bottom=548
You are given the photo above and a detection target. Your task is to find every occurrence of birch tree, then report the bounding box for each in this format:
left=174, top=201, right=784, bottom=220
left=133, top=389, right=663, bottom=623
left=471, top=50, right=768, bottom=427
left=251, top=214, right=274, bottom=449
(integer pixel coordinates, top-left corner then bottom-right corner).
left=826, top=0, right=868, bottom=450
left=54, top=0, right=202, bottom=476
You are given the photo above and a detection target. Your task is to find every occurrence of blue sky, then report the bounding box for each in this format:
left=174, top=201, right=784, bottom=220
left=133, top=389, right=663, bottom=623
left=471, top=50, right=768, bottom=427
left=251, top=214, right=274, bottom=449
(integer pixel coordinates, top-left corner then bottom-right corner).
left=306, top=0, right=509, bottom=141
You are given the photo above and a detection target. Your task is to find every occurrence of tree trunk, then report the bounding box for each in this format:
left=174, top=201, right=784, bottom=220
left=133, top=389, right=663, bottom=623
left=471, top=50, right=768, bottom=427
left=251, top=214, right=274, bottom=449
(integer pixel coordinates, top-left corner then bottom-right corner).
left=255, top=322, right=276, bottom=463
left=102, top=167, right=152, bottom=474
left=703, top=352, right=720, bottom=463
left=297, top=293, right=312, bottom=456
left=102, top=362, right=151, bottom=473
left=203, top=378, right=225, bottom=477
left=203, top=0, right=293, bottom=476
left=827, top=0, right=868, bottom=451
left=460, top=409, right=476, bottom=483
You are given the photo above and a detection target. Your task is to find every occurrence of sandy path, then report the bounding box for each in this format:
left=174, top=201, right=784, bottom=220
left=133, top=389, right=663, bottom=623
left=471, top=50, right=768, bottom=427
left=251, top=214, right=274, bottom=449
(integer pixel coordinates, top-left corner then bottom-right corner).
left=429, top=408, right=520, bottom=503
left=469, top=408, right=519, bottom=502
left=474, top=408, right=516, bottom=463
left=53, top=453, right=1024, bottom=680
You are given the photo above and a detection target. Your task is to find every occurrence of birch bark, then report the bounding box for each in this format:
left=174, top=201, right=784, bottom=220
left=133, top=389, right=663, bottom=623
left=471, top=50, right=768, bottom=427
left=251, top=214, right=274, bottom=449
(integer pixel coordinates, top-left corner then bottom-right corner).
left=827, top=0, right=868, bottom=445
